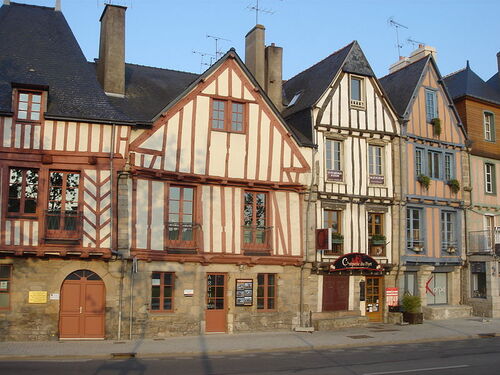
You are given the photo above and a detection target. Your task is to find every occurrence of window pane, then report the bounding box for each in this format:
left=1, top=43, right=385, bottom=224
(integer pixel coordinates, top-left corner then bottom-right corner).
left=0, top=294, right=9, bottom=308
left=351, top=78, right=361, bottom=101
left=19, top=93, right=29, bottom=102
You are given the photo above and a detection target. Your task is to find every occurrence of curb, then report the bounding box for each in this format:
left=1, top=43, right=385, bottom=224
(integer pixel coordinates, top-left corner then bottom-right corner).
left=0, top=333, right=497, bottom=361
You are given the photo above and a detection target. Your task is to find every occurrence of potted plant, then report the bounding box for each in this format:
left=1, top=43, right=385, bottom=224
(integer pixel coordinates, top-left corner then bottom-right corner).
left=417, top=174, right=430, bottom=189
left=431, top=117, right=441, bottom=136
left=402, top=294, right=423, bottom=324
left=446, top=246, right=456, bottom=254
left=412, top=245, right=423, bottom=252
left=331, top=232, right=344, bottom=244
left=447, top=179, right=460, bottom=194
left=371, top=234, right=386, bottom=245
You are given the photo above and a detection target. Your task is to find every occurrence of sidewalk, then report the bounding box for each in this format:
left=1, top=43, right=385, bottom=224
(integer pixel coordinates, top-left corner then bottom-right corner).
left=0, top=317, right=499, bottom=361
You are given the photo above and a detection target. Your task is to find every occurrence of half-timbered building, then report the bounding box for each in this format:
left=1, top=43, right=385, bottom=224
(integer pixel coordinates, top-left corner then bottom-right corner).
left=282, top=42, right=401, bottom=324
left=444, top=58, right=500, bottom=317
left=380, top=45, right=472, bottom=320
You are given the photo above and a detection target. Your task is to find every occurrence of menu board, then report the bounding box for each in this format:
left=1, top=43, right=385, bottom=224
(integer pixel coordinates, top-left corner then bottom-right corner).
left=235, top=279, right=253, bottom=306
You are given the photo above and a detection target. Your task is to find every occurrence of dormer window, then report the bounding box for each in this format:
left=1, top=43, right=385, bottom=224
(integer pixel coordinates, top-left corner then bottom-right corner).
left=350, top=76, right=364, bottom=108
left=16, top=91, right=42, bottom=122
left=211, top=99, right=245, bottom=133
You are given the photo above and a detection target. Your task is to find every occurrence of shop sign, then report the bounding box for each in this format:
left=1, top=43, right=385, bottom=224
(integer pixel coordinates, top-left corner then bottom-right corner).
left=183, top=289, right=194, bottom=297
left=385, top=288, right=399, bottom=306
left=49, top=293, right=60, bottom=300
left=369, top=175, right=385, bottom=185
left=235, top=279, right=253, bottom=306
left=327, top=170, right=343, bottom=182
left=28, top=291, right=47, bottom=304
left=330, top=253, right=379, bottom=271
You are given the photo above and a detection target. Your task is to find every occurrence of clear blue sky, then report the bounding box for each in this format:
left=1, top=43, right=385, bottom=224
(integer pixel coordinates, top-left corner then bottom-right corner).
left=16, top=0, right=500, bottom=81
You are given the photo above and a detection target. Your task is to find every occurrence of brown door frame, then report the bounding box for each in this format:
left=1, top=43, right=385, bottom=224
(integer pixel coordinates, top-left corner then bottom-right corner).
left=365, top=276, right=383, bottom=322
left=205, top=272, right=227, bottom=333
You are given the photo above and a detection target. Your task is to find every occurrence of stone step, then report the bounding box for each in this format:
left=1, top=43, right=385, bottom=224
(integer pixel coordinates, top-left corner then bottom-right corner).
left=311, top=310, right=362, bottom=320
left=313, top=315, right=369, bottom=331
left=422, top=305, right=472, bottom=320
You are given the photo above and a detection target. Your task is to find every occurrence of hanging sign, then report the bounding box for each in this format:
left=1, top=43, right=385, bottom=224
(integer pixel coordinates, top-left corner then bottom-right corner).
left=330, top=253, right=379, bottom=271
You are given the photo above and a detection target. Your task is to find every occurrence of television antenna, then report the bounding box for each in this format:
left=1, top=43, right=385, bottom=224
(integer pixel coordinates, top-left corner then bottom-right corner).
left=247, top=0, right=275, bottom=24
left=206, top=34, right=231, bottom=60
left=192, top=51, right=216, bottom=73
left=388, top=17, right=408, bottom=59
left=407, top=37, right=425, bottom=49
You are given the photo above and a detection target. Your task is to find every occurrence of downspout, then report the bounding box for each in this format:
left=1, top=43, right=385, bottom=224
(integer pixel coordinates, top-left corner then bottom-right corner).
left=395, top=119, right=407, bottom=291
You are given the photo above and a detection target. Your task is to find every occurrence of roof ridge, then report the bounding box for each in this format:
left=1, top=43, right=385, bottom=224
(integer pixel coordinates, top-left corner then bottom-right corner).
left=10, top=2, right=55, bottom=10
left=285, top=41, right=355, bottom=82
left=443, top=67, right=466, bottom=79
left=124, top=62, right=198, bottom=76
left=379, top=55, right=430, bottom=80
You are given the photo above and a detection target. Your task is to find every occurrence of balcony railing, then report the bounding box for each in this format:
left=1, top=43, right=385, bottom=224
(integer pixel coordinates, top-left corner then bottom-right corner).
left=45, top=210, right=83, bottom=242
left=242, top=225, right=273, bottom=253
left=468, top=228, right=500, bottom=255
left=165, top=222, right=201, bottom=253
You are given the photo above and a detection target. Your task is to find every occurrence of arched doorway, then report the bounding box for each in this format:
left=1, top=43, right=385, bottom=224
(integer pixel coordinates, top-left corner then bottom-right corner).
left=59, top=270, right=105, bottom=339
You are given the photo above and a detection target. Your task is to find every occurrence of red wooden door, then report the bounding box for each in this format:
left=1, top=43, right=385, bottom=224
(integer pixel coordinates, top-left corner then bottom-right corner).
left=59, top=270, right=105, bottom=339
left=322, top=275, right=349, bottom=311
left=205, top=273, right=227, bottom=333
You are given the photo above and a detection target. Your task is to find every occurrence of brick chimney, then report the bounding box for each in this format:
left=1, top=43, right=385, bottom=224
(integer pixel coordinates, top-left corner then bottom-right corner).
left=265, top=43, right=283, bottom=111
left=97, top=4, right=126, bottom=97
left=389, top=44, right=437, bottom=74
left=245, top=24, right=266, bottom=88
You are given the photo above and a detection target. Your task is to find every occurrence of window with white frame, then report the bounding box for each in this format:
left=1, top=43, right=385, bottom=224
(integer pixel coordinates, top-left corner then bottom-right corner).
left=368, top=145, right=383, bottom=174
left=407, top=207, right=424, bottom=250
left=428, top=150, right=441, bottom=179
left=425, top=89, right=438, bottom=122
left=485, top=163, right=496, bottom=194
left=415, top=148, right=424, bottom=176
left=444, top=153, right=454, bottom=180
left=484, top=112, right=495, bottom=142
left=441, top=211, right=457, bottom=251
left=325, top=139, right=343, bottom=181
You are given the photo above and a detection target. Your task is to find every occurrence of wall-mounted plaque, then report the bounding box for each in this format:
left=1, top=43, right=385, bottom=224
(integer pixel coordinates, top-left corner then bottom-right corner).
left=369, top=175, right=385, bottom=185
left=235, top=279, right=253, bottom=306
left=327, top=170, right=343, bottom=182
left=28, top=291, right=47, bottom=304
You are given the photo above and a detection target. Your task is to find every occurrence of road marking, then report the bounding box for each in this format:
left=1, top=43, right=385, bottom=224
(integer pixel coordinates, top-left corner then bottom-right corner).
left=364, top=364, right=470, bottom=375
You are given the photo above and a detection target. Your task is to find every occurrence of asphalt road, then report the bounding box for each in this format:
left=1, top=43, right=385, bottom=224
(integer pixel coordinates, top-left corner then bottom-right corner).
left=1, top=337, right=499, bottom=375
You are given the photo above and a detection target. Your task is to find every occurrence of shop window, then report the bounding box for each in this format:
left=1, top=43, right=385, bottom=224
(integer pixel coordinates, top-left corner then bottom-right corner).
left=151, top=272, right=174, bottom=312
left=167, top=186, right=197, bottom=250
left=16, top=91, right=42, bottom=122
left=7, top=167, right=39, bottom=216
left=0, top=265, right=11, bottom=310
left=403, top=272, right=417, bottom=296
left=45, top=171, right=82, bottom=241
left=426, top=273, right=447, bottom=305
left=211, top=99, right=245, bottom=132
left=325, top=139, right=343, bottom=182
left=257, top=273, right=276, bottom=311
left=471, top=262, right=486, bottom=298
left=407, top=207, right=424, bottom=251
left=323, top=209, right=342, bottom=255
left=243, top=191, right=270, bottom=250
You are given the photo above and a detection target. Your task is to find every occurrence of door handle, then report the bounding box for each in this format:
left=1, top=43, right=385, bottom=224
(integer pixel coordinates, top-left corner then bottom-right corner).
left=79, top=306, right=82, bottom=314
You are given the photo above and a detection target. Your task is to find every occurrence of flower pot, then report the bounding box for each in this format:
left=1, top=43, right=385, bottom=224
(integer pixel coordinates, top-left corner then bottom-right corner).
left=403, top=312, right=423, bottom=324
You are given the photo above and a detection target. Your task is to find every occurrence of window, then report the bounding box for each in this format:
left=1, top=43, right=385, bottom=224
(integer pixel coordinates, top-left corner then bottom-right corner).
left=167, top=186, right=195, bottom=245
left=324, top=209, right=342, bottom=254
left=403, top=272, right=417, bottom=296
left=415, top=148, right=423, bottom=176
left=484, top=112, right=495, bottom=142
left=0, top=265, right=12, bottom=310
left=7, top=168, right=38, bottom=216
left=471, top=262, right=486, bottom=298
left=444, top=153, right=454, bottom=180
left=46, top=171, right=81, bottom=239
left=485, top=163, right=496, bottom=194
left=407, top=208, right=424, bottom=250
left=441, top=211, right=457, bottom=251
left=211, top=99, right=245, bottom=132
left=426, top=273, right=448, bottom=305
left=428, top=150, right=441, bottom=179
left=369, top=145, right=384, bottom=184
left=425, top=89, right=437, bottom=121
left=325, top=139, right=343, bottom=181
left=151, top=272, right=174, bottom=311
left=243, top=191, right=269, bottom=248
left=368, top=213, right=384, bottom=236
left=257, top=273, right=276, bottom=310
left=16, top=91, right=42, bottom=121
left=350, top=76, right=364, bottom=107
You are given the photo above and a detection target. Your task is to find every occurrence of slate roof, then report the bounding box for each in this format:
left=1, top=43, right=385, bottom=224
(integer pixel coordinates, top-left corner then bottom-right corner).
left=0, top=2, right=130, bottom=123
left=486, top=73, right=500, bottom=98
left=444, top=63, right=500, bottom=105
left=282, top=41, right=376, bottom=146
left=378, top=56, right=429, bottom=117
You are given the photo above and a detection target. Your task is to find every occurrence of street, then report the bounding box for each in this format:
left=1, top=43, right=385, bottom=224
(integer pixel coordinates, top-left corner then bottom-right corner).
left=0, top=337, right=499, bottom=375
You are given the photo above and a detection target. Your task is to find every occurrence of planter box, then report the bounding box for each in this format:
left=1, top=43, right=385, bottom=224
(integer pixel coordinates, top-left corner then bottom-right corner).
left=402, top=312, right=423, bottom=324
left=331, top=239, right=344, bottom=244
left=371, top=239, right=386, bottom=245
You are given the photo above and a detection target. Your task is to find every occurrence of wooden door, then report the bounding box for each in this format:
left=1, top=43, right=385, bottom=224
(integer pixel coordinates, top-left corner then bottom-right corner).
left=365, top=276, right=383, bottom=322
left=322, top=275, right=349, bottom=311
left=59, top=270, right=105, bottom=339
left=205, top=273, right=227, bottom=333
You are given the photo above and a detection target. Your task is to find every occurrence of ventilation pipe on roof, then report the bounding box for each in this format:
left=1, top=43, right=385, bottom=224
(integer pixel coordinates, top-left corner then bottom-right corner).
left=97, top=4, right=126, bottom=97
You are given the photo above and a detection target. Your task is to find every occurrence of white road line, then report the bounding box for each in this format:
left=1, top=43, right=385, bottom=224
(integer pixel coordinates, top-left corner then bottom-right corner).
left=364, top=364, right=470, bottom=375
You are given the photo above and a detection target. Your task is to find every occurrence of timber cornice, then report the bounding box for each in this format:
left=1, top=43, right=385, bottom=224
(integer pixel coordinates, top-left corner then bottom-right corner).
left=315, top=124, right=398, bottom=139
left=130, top=166, right=307, bottom=192
left=131, top=249, right=304, bottom=266
left=318, top=192, right=395, bottom=204
left=0, top=246, right=112, bottom=259
left=405, top=134, right=466, bottom=150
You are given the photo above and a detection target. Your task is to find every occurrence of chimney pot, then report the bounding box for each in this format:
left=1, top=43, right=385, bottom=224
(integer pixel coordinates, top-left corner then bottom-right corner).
left=3, top=0, right=10, bottom=5
left=245, top=24, right=266, bottom=87
left=97, top=4, right=126, bottom=96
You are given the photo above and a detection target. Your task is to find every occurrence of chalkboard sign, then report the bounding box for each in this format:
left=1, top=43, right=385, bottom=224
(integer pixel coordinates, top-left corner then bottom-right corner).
left=235, top=279, right=253, bottom=306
